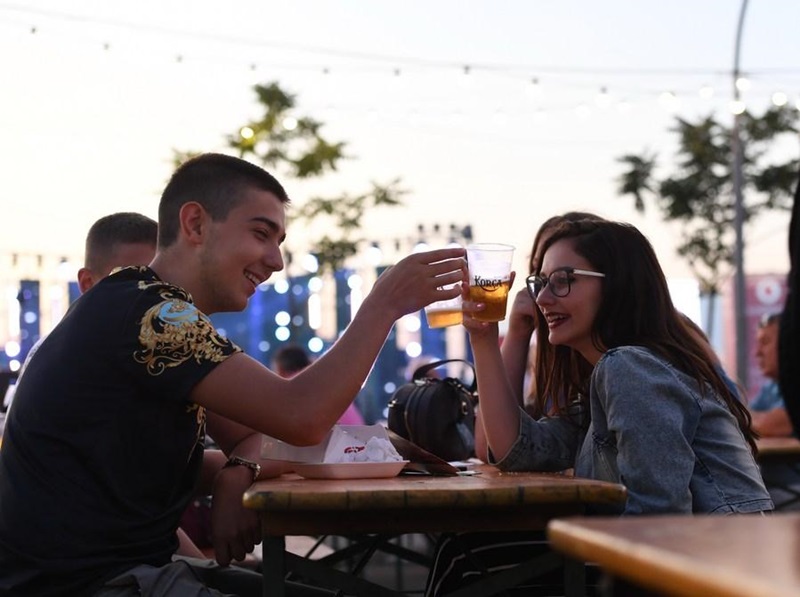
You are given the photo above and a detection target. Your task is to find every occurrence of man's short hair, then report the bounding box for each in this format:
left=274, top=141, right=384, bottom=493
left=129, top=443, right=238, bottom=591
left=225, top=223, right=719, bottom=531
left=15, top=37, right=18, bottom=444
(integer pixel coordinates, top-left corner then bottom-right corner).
left=85, top=212, right=158, bottom=272
left=158, top=153, right=290, bottom=248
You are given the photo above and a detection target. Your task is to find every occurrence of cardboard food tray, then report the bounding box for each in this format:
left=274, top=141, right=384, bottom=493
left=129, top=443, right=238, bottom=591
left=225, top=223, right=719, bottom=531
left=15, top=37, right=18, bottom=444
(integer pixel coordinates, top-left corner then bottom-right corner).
left=261, top=424, right=459, bottom=476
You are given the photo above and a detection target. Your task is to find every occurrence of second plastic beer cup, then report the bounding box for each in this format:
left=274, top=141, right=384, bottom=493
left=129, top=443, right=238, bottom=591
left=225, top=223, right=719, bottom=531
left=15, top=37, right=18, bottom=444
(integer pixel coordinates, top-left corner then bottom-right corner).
left=466, top=243, right=515, bottom=322
left=424, top=289, right=463, bottom=328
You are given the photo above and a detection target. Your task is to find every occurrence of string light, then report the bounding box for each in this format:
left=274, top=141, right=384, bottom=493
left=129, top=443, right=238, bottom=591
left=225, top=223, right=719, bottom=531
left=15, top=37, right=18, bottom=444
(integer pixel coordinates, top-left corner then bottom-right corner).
left=0, top=7, right=797, bottom=129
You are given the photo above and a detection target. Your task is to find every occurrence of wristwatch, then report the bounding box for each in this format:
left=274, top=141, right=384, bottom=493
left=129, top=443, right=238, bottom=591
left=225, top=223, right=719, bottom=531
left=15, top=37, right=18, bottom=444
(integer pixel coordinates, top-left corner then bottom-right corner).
left=223, top=455, right=262, bottom=482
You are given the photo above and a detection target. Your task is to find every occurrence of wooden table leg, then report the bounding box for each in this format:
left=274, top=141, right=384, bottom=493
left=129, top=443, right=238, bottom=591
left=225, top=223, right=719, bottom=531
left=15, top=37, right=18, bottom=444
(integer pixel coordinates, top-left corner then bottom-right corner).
left=262, top=535, right=286, bottom=597
left=563, top=556, right=586, bottom=597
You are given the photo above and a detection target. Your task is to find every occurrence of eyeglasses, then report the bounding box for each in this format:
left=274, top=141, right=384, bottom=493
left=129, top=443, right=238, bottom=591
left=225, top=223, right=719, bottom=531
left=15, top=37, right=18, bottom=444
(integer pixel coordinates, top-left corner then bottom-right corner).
left=526, top=267, right=605, bottom=299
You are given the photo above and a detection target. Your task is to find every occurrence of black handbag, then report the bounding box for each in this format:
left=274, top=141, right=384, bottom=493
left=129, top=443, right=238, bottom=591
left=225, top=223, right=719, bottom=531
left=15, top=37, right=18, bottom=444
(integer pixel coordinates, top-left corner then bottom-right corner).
left=387, top=359, right=477, bottom=462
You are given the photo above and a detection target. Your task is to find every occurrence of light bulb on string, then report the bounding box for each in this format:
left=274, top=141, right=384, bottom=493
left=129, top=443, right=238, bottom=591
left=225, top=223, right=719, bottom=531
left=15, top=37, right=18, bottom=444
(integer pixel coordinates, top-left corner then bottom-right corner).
left=658, top=91, right=680, bottom=113
left=699, top=85, right=714, bottom=100
left=594, top=87, right=611, bottom=109
left=735, top=77, right=751, bottom=92
left=729, top=99, right=746, bottom=115
left=617, top=99, right=633, bottom=114
left=460, top=65, right=473, bottom=89
left=526, top=77, right=542, bottom=100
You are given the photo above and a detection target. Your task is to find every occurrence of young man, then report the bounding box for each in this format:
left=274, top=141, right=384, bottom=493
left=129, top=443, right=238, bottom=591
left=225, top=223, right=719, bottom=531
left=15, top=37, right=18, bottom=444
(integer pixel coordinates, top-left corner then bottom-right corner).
left=0, top=153, right=465, bottom=596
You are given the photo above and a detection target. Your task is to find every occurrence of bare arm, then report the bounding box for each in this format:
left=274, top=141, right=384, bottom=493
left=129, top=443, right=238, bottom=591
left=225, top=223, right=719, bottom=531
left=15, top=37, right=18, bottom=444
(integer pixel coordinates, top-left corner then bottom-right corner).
left=750, top=407, right=794, bottom=438
left=191, top=247, right=467, bottom=446
left=463, top=278, right=523, bottom=461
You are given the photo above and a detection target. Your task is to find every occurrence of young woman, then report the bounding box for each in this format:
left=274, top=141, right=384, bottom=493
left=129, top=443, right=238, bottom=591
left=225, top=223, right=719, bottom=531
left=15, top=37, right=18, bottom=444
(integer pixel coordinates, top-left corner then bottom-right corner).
left=477, top=219, right=770, bottom=512
left=426, top=219, right=771, bottom=596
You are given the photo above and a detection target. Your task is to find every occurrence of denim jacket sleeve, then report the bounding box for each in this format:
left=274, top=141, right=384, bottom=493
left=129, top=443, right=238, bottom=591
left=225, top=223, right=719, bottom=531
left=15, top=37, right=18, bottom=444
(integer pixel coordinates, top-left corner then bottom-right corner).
left=590, top=347, right=700, bottom=514
left=491, top=402, right=586, bottom=472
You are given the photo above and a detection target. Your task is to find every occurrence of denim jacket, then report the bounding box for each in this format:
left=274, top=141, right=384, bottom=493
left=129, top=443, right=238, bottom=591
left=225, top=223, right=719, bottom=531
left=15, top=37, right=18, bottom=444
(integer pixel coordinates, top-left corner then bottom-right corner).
left=495, top=346, right=773, bottom=515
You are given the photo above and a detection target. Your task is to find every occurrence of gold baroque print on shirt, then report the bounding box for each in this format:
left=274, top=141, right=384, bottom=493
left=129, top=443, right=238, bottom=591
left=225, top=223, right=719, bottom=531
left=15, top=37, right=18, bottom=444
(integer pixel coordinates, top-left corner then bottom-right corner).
left=186, top=403, right=208, bottom=462
left=134, top=294, right=234, bottom=376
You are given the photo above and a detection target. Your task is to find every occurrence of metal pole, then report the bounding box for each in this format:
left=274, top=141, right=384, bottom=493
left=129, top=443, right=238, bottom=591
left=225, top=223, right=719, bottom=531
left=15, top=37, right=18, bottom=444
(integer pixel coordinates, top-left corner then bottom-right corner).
left=732, top=0, right=749, bottom=387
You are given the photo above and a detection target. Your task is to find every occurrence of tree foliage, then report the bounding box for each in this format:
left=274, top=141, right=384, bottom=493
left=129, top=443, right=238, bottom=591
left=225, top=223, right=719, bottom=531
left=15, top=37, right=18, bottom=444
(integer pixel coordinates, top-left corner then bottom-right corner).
left=617, top=105, right=798, bottom=296
left=174, top=81, right=404, bottom=272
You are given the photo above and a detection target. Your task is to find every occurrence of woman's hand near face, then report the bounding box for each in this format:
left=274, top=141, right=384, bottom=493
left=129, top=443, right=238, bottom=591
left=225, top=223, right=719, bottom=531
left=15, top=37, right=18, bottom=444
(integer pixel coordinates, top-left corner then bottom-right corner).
left=507, top=288, right=537, bottom=333
left=501, top=284, right=538, bottom=406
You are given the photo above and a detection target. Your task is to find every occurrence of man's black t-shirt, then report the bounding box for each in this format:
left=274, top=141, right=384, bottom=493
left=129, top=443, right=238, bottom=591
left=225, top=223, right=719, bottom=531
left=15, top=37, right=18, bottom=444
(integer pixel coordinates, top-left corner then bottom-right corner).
left=0, top=267, right=241, bottom=596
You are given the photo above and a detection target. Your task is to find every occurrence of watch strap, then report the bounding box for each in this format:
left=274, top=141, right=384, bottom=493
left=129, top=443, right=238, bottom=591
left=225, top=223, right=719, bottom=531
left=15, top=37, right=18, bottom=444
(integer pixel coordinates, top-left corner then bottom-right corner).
left=223, top=455, right=261, bottom=483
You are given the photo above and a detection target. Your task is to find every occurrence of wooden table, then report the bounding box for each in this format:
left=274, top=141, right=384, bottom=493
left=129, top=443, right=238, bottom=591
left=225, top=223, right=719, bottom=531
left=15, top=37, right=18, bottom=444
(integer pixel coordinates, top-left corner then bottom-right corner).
left=756, top=436, right=800, bottom=463
left=244, top=466, right=626, bottom=596
left=756, top=437, right=800, bottom=510
left=548, top=513, right=800, bottom=597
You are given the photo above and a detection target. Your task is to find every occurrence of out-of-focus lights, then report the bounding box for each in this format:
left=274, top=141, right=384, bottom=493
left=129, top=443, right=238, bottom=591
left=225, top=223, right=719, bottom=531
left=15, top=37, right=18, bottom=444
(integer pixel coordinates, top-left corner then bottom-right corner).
left=302, top=253, right=319, bottom=274
left=405, top=342, right=422, bottom=358
left=273, top=279, right=289, bottom=294
left=412, top=242, right=429, bottom=254
left=658, top=91, right=680, bottom=112
left=4, top=341, right=20, bottom=358
left=307, top=276, right=323, bottom=293
left=239, top=126, right=255, bottom=140
left=347, top=274, right=363, bottom=291
left=282, top=116, right=298, bottom=131
left=308, top=337, right=324, bottom=353
left=403, top=314, right=421, bottom=333
left=365, top=243, right=383, bottom=266
left=275, top=327, right=290, bottom=341
left=772, top=92, right=788, bottom=107
left=735, top=77, right=751, bottom=92
left=308, top=294, right=321, bottom=330
left=730, top=99, right=747, bottom=115
left=275, top=311, right=291, bottom=326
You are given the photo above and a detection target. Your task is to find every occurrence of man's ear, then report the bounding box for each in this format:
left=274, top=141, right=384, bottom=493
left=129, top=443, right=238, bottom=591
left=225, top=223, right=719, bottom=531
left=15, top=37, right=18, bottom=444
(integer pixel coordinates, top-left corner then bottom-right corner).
left=179, top=202, right=208, bottom=245
left=76, top=267, right=95, bottom=294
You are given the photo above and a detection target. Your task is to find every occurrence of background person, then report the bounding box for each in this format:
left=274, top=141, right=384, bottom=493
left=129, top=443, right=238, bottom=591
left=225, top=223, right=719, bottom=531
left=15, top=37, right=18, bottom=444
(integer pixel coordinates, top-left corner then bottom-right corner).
left=749, top=311, right=800, bottom=511
left=3, top=212, right=159, bottom=409
left=750, top=311, right=793, bottom=437
left=0, top=152, right=465, bottom=597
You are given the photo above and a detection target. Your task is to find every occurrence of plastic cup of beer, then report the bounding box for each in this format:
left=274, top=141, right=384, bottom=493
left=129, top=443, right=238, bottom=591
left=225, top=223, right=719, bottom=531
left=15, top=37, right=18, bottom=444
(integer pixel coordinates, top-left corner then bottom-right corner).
left=424, top=288, right=462, bottom=328
left=466, top=243, right=515, bottom=322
